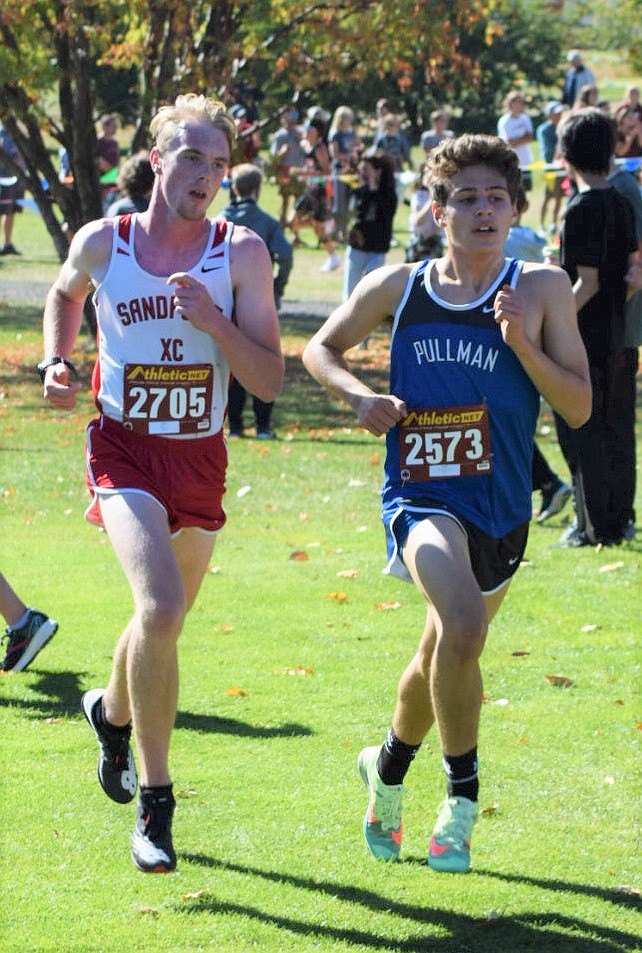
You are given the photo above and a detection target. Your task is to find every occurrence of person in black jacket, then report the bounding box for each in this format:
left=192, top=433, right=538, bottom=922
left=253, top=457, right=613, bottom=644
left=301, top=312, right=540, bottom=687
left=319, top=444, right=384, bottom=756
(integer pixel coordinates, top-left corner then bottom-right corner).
left=343, top=153, right=397, bottom=302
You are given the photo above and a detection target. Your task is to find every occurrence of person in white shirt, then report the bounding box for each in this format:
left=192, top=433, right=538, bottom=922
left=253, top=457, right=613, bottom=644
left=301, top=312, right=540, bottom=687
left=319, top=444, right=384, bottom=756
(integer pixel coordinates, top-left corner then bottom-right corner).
left=497, top=92, right=534, bottom=190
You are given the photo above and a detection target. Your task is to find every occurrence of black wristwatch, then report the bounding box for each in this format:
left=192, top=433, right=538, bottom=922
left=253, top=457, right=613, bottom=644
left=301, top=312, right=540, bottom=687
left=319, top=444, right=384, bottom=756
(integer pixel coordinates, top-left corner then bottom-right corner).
left=37, top=356, right=79, bottom=383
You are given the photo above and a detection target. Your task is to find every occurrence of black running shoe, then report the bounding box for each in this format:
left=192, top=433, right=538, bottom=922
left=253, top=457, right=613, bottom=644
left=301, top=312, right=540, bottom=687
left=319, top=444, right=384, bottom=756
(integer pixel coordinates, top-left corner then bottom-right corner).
left=81, top=688, right=138, bottom=803
left=1, top=610, right=58, bottom=672
left=131, top=789, right=177, bottom=873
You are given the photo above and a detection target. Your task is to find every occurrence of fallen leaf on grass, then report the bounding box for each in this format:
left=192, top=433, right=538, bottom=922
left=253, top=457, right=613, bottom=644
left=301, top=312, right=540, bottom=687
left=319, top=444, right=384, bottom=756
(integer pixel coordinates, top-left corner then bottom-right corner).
left=289, top=550, right=309, bottom=561
left=327, top=591, right=347, bottom=601
left=236, top=485, right=251, bottom=498
left=218, top=624, right=234, bottom=632
left=481, top=803, right=500, bottom=815
left=44, top=717, right=63, bottom=724
left=182, top=890, right=208, bottom=900
left=348, top=478, right=366, bottom=487
left=375, top=600, right=402, bottom=610
left=208, top=565, right=221, bottom=574
left=337, top=568, right=359, bottom=578
left=280, top=664, right=315, bottom=676
left=546, top=674, right=573, bottom=688
left=511, top=650, right=530, bottom=657
left=133, top=906, right=160, bottom=916
left=226, top=686, right=248, bottom=698
left=581, top=623, right=601, bottom=633
left=599, top=561, right=624, bottom=573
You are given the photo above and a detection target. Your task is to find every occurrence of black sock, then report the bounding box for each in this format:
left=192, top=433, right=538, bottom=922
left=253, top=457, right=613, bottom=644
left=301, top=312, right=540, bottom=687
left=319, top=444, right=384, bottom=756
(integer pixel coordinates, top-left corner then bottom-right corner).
left=376, top=728, right=421, bottom=786
left=140, top=784, right=174, bottom=802
left=442, top=748, right=478, bottom=802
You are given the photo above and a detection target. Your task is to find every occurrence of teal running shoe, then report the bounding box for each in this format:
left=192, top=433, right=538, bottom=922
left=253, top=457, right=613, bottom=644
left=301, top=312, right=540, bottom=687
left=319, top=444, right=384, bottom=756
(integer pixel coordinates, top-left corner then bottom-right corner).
left=428, top=796, right=478, bottom=873
left=357, top=746, right=403, bottom=861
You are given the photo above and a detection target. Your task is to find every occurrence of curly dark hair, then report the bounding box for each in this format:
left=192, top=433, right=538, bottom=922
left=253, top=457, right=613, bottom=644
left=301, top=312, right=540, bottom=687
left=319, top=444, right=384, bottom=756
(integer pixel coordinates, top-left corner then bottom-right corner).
left=426, top=134, right=522, bottom=207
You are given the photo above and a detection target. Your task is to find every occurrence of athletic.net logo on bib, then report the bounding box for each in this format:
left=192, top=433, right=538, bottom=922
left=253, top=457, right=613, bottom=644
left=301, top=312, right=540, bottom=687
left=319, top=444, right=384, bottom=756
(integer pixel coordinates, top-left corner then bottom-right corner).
left=122, top=363, right=214, bottom=435
left=399, top=404, right=493, bottom=481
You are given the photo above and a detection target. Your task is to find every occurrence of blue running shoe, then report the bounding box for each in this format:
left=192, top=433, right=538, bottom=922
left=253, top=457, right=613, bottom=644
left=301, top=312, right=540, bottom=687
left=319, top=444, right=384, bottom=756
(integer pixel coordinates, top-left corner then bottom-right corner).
left=428, top=796, right=478, bottom=873
left=358, top=746, right=403, bottom=861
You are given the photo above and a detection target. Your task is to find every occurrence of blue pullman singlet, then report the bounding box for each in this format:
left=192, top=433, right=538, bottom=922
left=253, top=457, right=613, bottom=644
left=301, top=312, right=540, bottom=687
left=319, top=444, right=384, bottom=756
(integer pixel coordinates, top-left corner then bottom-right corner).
left=383, top=258, right=539, bottom=538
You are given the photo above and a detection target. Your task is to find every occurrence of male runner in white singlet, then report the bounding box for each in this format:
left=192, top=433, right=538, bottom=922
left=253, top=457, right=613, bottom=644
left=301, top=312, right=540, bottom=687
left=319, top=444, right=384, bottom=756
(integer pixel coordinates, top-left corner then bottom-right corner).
left=40, top=94, right=284, bottom=873
left=303, top=134, right=591, bottom=873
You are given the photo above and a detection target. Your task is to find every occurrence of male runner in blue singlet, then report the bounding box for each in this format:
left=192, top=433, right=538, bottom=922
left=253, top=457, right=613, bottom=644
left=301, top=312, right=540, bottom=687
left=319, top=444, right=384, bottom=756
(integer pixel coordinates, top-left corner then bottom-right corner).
left=303, top=134, right=591, bottom=873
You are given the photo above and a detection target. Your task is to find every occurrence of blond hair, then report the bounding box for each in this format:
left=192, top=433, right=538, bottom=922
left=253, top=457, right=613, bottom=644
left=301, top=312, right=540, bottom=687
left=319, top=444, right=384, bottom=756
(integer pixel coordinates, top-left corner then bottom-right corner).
left=150, top=93, right=236, bottom=155
left=329, top=106, right=354, bottom=138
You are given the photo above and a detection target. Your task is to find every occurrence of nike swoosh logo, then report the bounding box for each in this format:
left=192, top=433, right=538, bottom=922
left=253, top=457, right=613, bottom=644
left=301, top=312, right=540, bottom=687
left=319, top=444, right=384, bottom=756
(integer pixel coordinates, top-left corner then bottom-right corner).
left=508, top=556, right=520, bottom=566
left=429, top=838, right=451, bottom=856
left=201, top=265, right=222, bottom=273
left=482, top=303, right=495, bottom=313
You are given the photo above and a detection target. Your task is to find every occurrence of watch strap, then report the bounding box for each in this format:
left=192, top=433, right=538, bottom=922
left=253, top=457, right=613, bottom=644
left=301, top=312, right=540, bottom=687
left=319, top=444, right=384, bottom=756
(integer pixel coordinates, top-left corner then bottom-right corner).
left=37, top=356, right=79, bottom=383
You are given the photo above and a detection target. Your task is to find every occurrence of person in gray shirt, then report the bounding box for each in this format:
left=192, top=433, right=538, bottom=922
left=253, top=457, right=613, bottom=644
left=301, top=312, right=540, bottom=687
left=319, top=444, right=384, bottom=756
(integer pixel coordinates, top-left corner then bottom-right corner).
left=223, top=164, right=293, bottom=438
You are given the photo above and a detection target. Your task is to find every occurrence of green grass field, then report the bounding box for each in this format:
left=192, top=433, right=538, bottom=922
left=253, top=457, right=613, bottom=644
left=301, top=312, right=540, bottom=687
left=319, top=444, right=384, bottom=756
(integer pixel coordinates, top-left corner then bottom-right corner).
left=0, top=168, right=640, bottom=953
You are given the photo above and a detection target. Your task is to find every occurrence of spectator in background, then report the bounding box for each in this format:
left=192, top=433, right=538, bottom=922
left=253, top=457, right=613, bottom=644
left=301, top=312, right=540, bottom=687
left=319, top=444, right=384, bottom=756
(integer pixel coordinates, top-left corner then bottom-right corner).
left=573, top=84, right=598, bottom=112
left=0, top=572, right=58, bottom=673
left=343, top=153, right=397, bottom=303
left=556, top=108, right=640, bottom=546
left=420, top=110, right=455, bottom=157
left=617, top=85, right=642, bottom=122
left=374, top=113, right=412, bottom=213
left=405, top=161, right=443, bottom=263
left=373, top=98, right=393, bottom=138
left=497, top=92, right=534, bottom=190
left=228, top=105, right=261, bottom=169
left=536, top=101, right=565, bottom=233
left=0, top=122, right=25, bottom=256
left=96, top=114, right=121, bottom=175
left=329, top=106, right=363, bottom=243
left=270, top=109, right=307, bottom=228
left=305, top=106, right=331, bottom=141
left=96, top=114, right=121, bottom=212
left=504, top=187, right=572, bottom=524
left=607, top=152, right=642, bottom=541
left=223, top=163, right=292, bottom=439
left=107, top=152, right=155, bottom=217
left=504, top=186, right=546, bottom=263
left=374, top=113, right=411, bottom=172
left=290, top=116, right=339, bottom=273
left=562, top=50, right=596, bottom=109
left=614, top=106, right=642, bottom=159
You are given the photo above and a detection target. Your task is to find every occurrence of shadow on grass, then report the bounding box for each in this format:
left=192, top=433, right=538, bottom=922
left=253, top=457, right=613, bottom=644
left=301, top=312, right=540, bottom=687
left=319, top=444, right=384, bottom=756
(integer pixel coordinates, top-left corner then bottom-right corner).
left=0, top=668, right=88, bottom=717
left=0, top=673, right=313, bottom=739
left=180, top=854, right=640, bottom=952
left=175, top=709, right=312, bottom=739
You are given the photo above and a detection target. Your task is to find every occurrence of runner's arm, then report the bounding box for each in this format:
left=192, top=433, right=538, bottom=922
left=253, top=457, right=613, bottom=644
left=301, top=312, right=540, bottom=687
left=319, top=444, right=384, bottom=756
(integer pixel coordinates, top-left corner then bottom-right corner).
left=303, top=265, right=410, bottom=436
left=42, top=221, right=112, bottom=408
left=496, top=266, right=591, bottom=429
